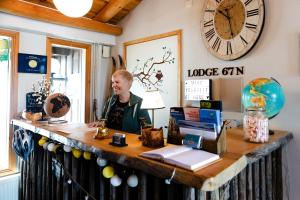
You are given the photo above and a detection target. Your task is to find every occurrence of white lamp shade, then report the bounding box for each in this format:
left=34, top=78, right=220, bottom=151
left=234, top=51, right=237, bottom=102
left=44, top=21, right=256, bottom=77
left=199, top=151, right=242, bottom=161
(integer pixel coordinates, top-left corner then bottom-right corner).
left=141, top=90, right=165, bottom=110
left=53, top=0, right=93, bottom=18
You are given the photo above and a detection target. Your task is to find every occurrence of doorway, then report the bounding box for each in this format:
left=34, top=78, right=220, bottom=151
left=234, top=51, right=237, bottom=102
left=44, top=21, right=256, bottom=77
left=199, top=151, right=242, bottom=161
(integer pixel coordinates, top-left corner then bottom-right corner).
left=0, top=29, right=18, bottom=175
left=46, top=38, right=91, bottom=123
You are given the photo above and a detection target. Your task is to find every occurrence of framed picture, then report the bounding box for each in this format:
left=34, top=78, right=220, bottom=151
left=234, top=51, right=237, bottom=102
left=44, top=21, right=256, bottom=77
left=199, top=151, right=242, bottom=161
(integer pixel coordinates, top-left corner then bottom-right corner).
left=18, top=53, right=47, bottom=74
left=124, top=30, right=182, bottom=130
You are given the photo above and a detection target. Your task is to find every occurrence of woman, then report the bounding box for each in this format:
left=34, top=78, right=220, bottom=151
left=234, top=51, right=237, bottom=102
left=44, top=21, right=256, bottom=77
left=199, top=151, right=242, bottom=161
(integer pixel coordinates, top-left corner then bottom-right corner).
left=89, top=69, right=151, bottom=134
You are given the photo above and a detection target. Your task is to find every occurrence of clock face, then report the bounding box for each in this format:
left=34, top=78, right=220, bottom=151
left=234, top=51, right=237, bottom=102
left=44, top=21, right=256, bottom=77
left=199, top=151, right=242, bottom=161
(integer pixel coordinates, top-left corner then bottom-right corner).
left=201, top=0, right=265, bottom=60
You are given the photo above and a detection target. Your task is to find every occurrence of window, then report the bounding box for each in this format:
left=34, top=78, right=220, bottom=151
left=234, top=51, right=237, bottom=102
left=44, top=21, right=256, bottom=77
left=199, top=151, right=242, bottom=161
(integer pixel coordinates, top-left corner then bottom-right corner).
left=46, top=38, right=91, bottom=123
left=0, top=30, right=19, bottom=176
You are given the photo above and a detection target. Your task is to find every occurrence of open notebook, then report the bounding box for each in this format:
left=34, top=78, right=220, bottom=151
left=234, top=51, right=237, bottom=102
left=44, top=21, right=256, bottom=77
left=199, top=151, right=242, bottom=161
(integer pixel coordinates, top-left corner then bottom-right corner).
left=140, top=145, right=220, bottom=171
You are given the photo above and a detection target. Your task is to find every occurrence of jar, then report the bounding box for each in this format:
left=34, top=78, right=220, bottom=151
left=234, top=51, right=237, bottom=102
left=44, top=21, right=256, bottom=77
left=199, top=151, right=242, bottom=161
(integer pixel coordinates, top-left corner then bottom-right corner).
left=243, top=107, right=269, bottom=143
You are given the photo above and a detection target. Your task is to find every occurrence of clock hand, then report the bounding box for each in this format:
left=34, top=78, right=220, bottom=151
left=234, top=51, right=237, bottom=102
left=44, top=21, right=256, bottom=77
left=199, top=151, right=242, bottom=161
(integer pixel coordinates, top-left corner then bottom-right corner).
left=225, top=9, right=234, bottom=38
left=218, top=9, right=229, bottom=20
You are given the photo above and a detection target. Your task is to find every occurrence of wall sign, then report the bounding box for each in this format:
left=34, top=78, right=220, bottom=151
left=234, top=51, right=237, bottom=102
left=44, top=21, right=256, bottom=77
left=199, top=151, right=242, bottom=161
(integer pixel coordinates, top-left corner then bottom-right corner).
left=18, top=53, right=47, bottom=74
left=185, top=79, right=212, bottom=101
left=187, top=66, right=244, bottom=77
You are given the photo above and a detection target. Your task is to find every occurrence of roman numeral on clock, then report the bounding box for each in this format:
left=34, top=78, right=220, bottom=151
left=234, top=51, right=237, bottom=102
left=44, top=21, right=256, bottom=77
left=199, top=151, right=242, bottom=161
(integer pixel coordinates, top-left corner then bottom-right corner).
left=227, top=41, right=232, bottom=55
left=205, top=9, right=215, bottom=13
left=212, top=37, right=221, bottom=52
left=247, top=9, right=259, bottom=17
left=205, top=28, right=215, bottom=42
left=240, top=35, right=248, bottom=45
left=244, top=0, right=253, bottom=6
left=215, top=0, right=221, bottom=3
left=245, top=22, right=257, bottom=30
left=204, top=20, right=213, bottom=27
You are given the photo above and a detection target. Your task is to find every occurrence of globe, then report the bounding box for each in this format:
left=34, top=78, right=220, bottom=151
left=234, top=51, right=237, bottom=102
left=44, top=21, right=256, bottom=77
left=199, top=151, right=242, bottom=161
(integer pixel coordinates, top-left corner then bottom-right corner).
left=44, top=93, right=71, bottom=118
left=242, top=78, right=285, bottom=118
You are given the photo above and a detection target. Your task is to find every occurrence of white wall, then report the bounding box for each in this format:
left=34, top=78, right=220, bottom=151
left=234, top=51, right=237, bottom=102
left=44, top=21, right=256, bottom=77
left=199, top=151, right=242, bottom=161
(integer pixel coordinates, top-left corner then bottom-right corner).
left=0, top=13, right=116, bottom=113
left=115, top=0, right=300, bottom=199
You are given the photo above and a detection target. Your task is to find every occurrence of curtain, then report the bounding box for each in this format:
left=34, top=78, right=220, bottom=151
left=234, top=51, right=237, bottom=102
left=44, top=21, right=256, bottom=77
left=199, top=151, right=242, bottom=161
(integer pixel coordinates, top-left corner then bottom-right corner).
left=90, top=43, right=113, bottom=122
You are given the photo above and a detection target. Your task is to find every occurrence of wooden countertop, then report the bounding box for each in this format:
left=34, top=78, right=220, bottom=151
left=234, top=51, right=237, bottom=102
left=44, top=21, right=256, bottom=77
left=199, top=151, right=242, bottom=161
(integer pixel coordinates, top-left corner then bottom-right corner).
left=11, top=119, right=292, bottom=191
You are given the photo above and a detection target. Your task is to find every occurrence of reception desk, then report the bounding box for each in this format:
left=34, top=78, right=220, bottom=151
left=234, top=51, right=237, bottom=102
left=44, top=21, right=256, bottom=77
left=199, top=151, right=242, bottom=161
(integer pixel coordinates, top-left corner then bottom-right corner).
left=12, top=119, right=292, bottom=200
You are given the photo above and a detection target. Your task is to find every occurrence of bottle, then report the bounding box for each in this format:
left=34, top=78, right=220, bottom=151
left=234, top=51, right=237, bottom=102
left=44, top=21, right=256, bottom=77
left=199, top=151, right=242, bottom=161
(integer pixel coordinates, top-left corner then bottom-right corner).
left=243, top=107, right=269, bottom=143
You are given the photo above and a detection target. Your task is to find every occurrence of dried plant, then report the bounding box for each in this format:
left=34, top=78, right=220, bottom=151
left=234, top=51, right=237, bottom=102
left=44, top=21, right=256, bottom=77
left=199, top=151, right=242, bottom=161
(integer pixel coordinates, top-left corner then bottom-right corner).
left=31, top=76, right=51, bottom=104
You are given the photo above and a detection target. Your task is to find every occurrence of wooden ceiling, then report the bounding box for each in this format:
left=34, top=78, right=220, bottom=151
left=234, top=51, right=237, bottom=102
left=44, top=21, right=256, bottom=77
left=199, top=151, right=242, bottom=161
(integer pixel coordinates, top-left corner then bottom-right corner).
left=0, top=0, right=143, bottom=35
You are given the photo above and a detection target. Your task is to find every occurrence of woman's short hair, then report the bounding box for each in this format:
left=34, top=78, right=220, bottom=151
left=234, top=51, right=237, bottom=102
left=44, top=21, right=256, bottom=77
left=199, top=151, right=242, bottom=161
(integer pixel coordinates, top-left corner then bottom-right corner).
left=112, top=69, right=133, bottom=84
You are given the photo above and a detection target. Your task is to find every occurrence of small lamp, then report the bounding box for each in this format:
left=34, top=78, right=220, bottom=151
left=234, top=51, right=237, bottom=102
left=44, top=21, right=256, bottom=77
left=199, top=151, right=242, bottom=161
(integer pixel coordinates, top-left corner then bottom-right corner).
left=141, top=90, right=165, bottom=127
left=53, top=0, right=93, bottom=18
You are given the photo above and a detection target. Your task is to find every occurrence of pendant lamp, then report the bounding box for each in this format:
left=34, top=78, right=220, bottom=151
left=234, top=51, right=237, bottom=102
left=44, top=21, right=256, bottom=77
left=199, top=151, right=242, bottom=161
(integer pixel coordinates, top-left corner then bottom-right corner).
left=53, top=0, right=93, bottom=18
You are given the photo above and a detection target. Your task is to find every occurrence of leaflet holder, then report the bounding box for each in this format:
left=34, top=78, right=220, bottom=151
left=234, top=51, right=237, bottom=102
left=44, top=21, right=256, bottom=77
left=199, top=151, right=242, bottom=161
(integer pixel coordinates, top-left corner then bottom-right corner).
left=167, top=115, right=227, bottom=155
left=201, top=125, right=227, bottom=155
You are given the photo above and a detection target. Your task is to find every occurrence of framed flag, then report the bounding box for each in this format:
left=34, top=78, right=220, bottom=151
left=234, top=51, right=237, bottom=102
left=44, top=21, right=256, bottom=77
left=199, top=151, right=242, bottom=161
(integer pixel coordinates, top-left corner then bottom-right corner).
left=18, top=53, right=47, bottom=74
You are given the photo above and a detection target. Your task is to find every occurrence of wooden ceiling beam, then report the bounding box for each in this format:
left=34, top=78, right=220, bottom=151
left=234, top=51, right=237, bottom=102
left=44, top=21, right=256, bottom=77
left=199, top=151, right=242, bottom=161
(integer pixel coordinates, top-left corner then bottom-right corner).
left=0, top=0, right=122, bottom=35
left=94, top=0, right=136, bottom=22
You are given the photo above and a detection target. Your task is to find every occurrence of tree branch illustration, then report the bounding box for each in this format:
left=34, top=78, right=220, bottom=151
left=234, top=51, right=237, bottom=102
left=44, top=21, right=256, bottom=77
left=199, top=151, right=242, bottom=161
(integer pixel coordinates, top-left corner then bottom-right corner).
left=132, top=47, right=175, bottom=91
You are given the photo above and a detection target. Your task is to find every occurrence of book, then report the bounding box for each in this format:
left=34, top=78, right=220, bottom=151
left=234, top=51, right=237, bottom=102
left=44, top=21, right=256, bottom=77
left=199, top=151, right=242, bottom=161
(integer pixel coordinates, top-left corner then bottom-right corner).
left=178, top=120, right=217, bottom=140
left=183, top=107, right=200, bottom=121
left=199, top=109, right=222, bottom=133
left=170, top=107, right=185, bottom=124
left=140, top=145, right=220, bottom=171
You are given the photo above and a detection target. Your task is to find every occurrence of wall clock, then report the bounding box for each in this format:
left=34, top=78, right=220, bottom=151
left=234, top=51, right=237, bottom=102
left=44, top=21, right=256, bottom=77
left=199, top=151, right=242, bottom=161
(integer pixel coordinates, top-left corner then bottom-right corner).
left=200, top=0, right=265, bottom=60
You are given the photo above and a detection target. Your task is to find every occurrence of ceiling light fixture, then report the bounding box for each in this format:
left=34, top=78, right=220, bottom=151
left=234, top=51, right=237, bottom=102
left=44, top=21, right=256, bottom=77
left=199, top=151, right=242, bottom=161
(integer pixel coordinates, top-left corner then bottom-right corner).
left=53, top=0, right=93, bottom=18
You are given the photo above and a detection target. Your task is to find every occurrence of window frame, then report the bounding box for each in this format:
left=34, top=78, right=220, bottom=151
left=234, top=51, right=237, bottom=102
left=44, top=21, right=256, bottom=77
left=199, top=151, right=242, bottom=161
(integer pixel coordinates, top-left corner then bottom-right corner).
left=46, top=37, right=91, bottom=123
left=0, top=29, right=19, bottom=177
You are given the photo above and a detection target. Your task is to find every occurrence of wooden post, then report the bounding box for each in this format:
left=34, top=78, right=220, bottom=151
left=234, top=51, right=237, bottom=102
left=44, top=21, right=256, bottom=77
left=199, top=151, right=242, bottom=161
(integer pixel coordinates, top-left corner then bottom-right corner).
left=41, top=147, right=47, bottom=200
left=260, top=157, right=266, bottom=199
left=109, top=185, right=117, bottom=200
left=266, top=154, right=273, bottom=200
left=195, top=189, right=207, bottom=200
left=56, top=152, right=63, bottom=200
left=275, top=148, right=283, bottom=200
left=36, top=145, right=43, bottom=200
left=272, top=150, right=277, bottom=200
left=63, top=151, right=72, bottom=200
left=238, top=168, right=246, bottom=199
left=46, top=150, right=52, bottom=200
left=209, top=189, right=220, bottom=200
left=138, top=171, right=147, bottom=200
left=230, top=175, right=238, bottom=199
left=71, top=155, right=80, bottom=199
left=246, top=163, right=253, bottom=200
left=182, top=186, right=195, bottom=200
left=253, top=161, right=260, bottom=200
left=30, top=146, right=36, bottom=200
left=153, top=177, right=161, bottom=200
left=88, top=158, right=96, bottom=198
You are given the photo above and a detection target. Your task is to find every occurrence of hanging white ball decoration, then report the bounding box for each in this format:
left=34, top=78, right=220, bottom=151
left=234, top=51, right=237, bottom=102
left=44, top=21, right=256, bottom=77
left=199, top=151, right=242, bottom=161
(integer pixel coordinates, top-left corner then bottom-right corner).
left=127, top=174, right=138, bottom=187
left=96, top=157, right=107, bottom=167
left=63, top=145, right=72, bottom=152
left=47, top=143, right=55, bottom=151
left=110, top=175, right=122, bottom=187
